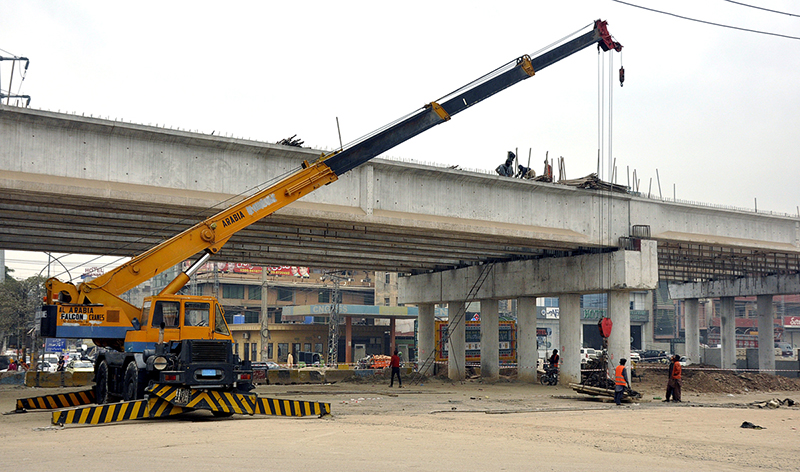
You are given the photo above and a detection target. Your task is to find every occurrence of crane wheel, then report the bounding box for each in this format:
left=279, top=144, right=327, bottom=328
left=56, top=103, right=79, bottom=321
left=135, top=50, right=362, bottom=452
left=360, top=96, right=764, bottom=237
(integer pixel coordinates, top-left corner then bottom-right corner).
left=122, top=362, right=140, bottom=401
left=95, top=360, right=110, bottom=405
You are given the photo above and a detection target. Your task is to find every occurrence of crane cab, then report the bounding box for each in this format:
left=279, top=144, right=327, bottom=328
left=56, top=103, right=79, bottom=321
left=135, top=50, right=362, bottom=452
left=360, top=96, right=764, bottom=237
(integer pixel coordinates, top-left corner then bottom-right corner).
left=124, top=294, right=233, bottom=349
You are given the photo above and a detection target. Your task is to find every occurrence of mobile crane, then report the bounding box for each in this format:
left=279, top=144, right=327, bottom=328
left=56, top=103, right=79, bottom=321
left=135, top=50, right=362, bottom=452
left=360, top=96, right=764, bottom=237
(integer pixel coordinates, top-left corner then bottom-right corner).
left=25, top=20, right=621, bottom=426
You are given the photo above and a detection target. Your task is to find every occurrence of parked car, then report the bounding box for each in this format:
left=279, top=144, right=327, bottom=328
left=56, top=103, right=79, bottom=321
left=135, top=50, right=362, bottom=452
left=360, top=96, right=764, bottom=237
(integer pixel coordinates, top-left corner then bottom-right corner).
left=775, top=342, right=793, bottom=357
left=629, top=352, right=641, bottom=362
left=640, top=350, right=668, bottom=363
left=36, top=361, right=58, bottom=372
left=265, top=361, right=287, bottom=371
left=678, top=356, right=691, bottom=366
left=66, top=360, right=94, bottom=373
left=579, top=348, right=597, bottom=364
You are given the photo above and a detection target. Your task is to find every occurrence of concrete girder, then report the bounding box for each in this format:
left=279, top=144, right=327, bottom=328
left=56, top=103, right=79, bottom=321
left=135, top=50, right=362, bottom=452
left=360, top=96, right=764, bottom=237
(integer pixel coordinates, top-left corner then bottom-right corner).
left=668, top=274, right=800, bottom=299
left=399, top=240, right=658, bottom=303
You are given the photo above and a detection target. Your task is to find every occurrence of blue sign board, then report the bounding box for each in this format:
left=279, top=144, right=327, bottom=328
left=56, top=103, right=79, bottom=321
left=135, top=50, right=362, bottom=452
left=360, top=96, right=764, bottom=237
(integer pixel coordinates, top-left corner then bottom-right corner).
left=45, top=338, right=66, bottom=353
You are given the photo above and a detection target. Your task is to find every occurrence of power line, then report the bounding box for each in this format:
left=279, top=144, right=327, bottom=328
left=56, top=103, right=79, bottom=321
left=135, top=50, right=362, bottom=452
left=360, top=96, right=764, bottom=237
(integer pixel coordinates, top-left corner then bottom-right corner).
left=721, top=0, right=800, bottom=17
left=611, top=0, right=800, bottom=40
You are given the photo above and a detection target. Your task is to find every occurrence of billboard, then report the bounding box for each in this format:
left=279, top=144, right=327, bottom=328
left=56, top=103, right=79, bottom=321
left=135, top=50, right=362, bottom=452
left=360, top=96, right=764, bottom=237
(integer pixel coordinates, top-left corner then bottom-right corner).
left=784, top=316, right=800, bottom=328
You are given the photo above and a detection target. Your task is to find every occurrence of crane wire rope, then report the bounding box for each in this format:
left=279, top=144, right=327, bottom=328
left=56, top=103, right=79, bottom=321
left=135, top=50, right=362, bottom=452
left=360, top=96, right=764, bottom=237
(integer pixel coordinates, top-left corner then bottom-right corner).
left=330, top=24, right=593, bottom=157
left=407, top=262, right=496, bottom=387
left=44, top=22, right=595, bottom=284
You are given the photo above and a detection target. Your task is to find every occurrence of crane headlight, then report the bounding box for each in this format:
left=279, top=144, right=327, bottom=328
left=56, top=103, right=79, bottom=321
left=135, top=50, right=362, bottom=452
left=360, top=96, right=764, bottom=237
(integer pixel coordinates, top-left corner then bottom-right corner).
left=153, top=356, right=168, bottom=371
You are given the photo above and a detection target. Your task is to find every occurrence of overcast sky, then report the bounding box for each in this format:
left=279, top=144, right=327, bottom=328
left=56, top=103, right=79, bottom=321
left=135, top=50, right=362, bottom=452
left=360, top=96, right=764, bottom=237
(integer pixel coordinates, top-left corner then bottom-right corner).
left=2, top=0, right=800, bottom=279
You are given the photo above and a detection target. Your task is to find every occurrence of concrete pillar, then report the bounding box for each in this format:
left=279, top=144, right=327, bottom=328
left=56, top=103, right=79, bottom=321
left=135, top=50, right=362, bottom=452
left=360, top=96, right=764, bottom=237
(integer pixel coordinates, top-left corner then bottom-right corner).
left=389, top=317, right=396, bottom=353
left=559, top=294, right=581, bottom=385
left=757, top=294, right=776, bottom=374
left=607, top=291, right=631, bottom=380
left=480, top=299, right=499, bottom=380
left=345, top=316, right=353, bottom=365
left=447, top=301, right=466, bottom=381
left=417, top=303, right=435, bottom=376
left=517, top=297, right=538, bottom=383
left=720, top=297, right=737, bottom=370
left=643, top=290, right=653, bottom=349
left=685, top=299, right=700, bottom=366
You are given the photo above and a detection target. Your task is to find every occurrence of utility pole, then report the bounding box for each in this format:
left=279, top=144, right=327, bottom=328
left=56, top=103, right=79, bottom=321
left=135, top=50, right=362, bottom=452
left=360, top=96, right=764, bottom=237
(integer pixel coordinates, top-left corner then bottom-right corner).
left=325, top=271, right=346, bottom=367
left=260, top=267, right=270, bottom=362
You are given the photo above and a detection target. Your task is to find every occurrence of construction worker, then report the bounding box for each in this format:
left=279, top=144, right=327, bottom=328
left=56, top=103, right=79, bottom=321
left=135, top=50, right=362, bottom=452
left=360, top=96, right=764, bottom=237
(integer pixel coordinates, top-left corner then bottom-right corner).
left=614, top=358, right=631, bottom=406
left=667, top=354, right=682, bottom=403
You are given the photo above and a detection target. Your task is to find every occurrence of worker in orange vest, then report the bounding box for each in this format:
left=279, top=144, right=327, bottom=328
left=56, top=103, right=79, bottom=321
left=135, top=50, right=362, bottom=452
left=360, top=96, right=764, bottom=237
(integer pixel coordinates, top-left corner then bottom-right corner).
left=665, top=354, right=682, bottom=403
left=614, top=358, right=631, bottom=406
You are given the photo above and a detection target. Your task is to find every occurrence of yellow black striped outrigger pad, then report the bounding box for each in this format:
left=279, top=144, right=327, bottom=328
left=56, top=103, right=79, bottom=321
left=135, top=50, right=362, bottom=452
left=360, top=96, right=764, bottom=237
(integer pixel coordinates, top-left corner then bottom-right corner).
left=51, top=383, right=330, bottom=426
left=52, top=395, right=185, bottom=426
left=146, top=383, right=331, bottom=417
left=16, top=389, right=95, bottom=412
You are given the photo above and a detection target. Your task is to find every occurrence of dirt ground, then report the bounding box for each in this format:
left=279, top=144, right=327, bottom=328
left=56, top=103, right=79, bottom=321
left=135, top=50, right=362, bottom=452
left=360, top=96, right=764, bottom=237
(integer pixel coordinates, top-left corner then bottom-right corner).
left=1, top=368, right=799, bottom=472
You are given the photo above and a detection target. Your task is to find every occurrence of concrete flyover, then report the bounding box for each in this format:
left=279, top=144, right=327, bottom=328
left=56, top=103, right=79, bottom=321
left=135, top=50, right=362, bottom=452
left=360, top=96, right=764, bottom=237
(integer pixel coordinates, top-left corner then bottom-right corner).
left=2, top=105, right=798, bottom=276
left=2, top=105, right=800, bottom=382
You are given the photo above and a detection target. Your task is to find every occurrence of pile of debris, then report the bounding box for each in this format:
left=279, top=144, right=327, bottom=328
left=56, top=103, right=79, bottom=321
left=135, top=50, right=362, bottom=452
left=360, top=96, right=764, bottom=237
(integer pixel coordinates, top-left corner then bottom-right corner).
left=558, top=173, right=629, bottom=193
left=276, top=134, right=304, bottom=147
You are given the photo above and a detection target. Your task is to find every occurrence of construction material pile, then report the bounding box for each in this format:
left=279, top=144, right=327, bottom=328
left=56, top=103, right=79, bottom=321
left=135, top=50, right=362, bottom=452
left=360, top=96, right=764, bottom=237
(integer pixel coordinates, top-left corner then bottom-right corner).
left=558, top=173, right=629, bottom=193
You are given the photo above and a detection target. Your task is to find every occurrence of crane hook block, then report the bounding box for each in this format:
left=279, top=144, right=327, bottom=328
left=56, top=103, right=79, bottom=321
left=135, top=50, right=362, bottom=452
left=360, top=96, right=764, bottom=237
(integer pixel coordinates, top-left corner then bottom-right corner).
left=619, top=66, right=625, bottom=87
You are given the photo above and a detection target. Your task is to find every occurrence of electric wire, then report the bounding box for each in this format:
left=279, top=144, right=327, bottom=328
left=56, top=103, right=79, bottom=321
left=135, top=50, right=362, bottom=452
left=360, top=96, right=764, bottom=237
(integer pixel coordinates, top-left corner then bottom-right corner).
left=611, top=0, right=800, bottom=40
left=721, top=0, right=800, bottom=17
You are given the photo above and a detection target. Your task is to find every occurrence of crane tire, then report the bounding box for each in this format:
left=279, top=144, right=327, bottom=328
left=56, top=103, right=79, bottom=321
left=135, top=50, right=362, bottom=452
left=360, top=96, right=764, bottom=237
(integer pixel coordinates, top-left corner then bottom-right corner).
left=122, top=362, right=140, bottom=401
left=95, top=360, right=110, bottom=405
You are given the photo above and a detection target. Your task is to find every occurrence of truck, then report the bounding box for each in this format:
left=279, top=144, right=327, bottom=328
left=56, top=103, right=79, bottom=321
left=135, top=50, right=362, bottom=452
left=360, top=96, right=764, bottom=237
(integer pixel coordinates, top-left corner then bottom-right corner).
left=29, top=20, right=622, bottom=425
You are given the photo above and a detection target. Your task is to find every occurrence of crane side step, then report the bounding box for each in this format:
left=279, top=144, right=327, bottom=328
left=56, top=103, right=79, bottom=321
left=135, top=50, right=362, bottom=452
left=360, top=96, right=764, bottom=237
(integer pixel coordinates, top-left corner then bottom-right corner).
left=15, top=389, right=96, bottom=412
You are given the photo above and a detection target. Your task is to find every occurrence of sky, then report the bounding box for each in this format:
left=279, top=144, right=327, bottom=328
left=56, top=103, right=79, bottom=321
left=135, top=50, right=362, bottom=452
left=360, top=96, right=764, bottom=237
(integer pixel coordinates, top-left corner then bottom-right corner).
left=2, top=0, right=800, bottom=279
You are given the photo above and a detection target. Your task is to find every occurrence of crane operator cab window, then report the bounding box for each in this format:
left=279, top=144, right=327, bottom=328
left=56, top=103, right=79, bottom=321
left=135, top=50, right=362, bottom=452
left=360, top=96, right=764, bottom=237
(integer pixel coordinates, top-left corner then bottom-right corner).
left=214, top=304, right=230, bottom=336
left=151, top=301, right=180, bottom=328
left=184, top=302, right=210, bottom=327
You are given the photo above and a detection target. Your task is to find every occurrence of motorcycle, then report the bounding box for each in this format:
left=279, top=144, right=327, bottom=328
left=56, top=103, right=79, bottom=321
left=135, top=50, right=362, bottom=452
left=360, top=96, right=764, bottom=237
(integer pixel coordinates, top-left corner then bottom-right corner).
left=540, top=364, right=559, bottom=386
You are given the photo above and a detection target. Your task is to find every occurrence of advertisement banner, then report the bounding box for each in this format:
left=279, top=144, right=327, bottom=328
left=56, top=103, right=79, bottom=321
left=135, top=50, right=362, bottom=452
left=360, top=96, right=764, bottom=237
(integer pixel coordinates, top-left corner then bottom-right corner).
left=193, top=262, right=310, bottom=277
left=784, top=316, right=800, bottom=328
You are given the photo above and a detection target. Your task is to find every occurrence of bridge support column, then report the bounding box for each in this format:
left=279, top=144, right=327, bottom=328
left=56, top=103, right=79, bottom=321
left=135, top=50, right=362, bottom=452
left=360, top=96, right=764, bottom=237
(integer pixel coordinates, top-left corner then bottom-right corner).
left=389, top=317, right=396, bottom=353
left=345, top=316, right=353, bottom=365
left=757, top=294, right=776, bottom=374
left=447, top=301, right=466, bottom=381
left=517, top=297, right=538, bottom=383
left=559, top=294, right=581, bottom=385
left=480, top=299, right=499, bottom=380
left=685, top=299, right=700, bottom=367
left=607, top=291, right=631, bottom=380
left=418, top=303, right=435, bottom=376
left=720, top=297, right=737, bottom=370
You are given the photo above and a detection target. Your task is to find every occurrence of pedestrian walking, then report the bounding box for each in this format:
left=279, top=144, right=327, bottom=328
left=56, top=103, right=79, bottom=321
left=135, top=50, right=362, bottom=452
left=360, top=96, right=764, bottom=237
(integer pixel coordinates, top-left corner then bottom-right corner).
left=614, top=358, right=631, bottom=406
left=389, top=349, right=402, bottom=388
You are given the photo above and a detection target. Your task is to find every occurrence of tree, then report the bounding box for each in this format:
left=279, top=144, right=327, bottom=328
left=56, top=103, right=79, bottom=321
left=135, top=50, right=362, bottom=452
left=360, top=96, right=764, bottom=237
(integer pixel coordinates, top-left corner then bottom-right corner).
left=0, top=268, right=46, bottom=352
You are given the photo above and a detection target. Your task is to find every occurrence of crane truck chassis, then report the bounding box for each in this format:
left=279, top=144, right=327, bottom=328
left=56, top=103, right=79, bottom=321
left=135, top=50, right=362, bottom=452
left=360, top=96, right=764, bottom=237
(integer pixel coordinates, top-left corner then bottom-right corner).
left=20, top=20, right=622, bottom=426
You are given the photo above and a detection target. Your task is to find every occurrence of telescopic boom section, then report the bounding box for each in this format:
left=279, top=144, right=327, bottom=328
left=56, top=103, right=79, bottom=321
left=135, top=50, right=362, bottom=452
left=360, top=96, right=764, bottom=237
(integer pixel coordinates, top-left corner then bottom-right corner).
left=48, top=19, right=621, bottom=318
